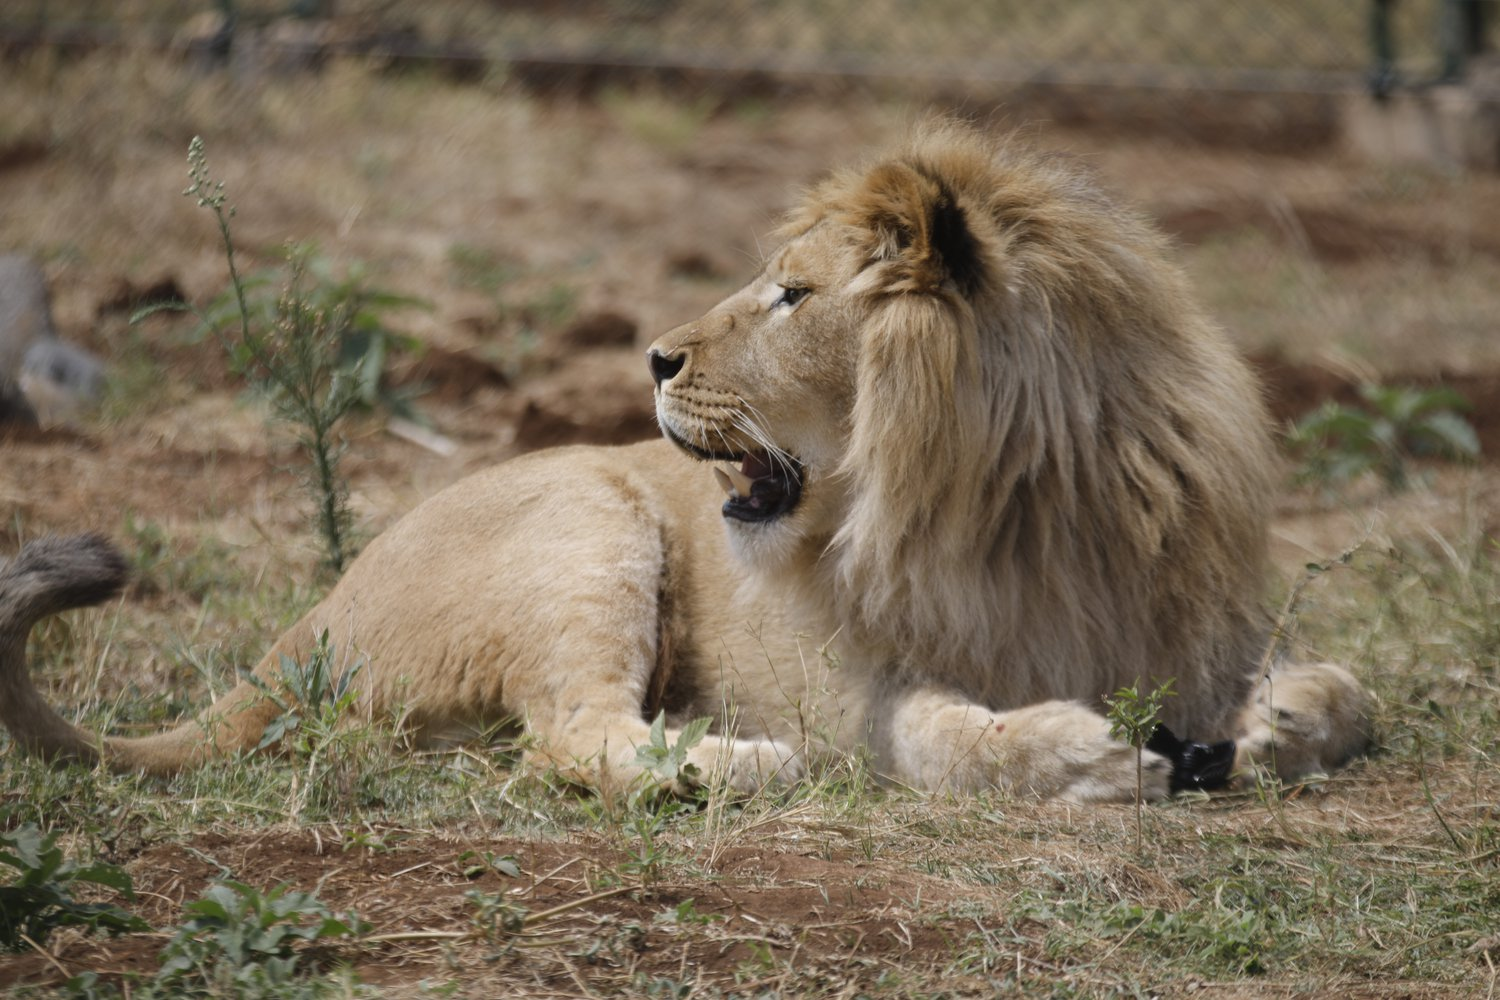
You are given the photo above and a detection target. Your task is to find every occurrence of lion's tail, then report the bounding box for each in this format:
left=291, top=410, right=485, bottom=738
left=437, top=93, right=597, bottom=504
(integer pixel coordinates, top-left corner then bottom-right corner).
left=0, top=534, right=280, bottom=774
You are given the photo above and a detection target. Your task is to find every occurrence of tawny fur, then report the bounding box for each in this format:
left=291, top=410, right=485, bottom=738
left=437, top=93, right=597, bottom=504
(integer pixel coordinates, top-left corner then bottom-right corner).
left=0, top=124, right=1370, bottom=801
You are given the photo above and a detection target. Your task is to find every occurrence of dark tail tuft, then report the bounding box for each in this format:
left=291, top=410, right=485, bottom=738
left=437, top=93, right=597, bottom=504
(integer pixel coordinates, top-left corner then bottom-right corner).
left=0, top=534, right=130, bottom=629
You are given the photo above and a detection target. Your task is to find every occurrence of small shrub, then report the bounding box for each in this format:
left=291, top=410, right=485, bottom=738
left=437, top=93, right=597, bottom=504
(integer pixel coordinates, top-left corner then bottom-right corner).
left=195, top=246, right=429, bottom=419
left=154, top=880, right=367, bottom=998
left=654, top=897, right=720, bottom=928
left=1290, top=383, right=1479, bottom=491
left=247, top=629, right=382, bottom=817
left=250, top=628, right=363, bottom=753
left=631, top=712, right=710, bottom=791
left=465, top=888, right=527, bottom=953
left=0, top=823, right=147, bottom=950
left=612, top=713, right=711, bottom=885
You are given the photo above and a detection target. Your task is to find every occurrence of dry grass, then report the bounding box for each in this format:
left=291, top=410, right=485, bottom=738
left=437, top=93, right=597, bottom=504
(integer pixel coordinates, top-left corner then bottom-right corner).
left=0, top=52, right=1497, bottom=998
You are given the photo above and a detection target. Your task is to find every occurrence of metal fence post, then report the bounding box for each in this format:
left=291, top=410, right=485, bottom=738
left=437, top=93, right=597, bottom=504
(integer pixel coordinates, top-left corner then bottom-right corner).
left=1440, top=0, right=1489, bottom=81
left=1370, top=0, right=1399, bottom=98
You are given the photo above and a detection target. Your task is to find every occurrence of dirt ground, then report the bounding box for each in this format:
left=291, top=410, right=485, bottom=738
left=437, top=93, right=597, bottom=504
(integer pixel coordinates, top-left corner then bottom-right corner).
left=4, top=770, right=1489, bottom=997
left=1, top=50, right=1498, bottom=998
left=0, top=826, right=974, bottom=993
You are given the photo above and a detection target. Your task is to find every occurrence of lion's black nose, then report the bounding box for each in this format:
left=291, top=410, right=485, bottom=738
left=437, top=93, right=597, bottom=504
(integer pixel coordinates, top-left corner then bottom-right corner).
left=647, top=348, right=686, bottom=387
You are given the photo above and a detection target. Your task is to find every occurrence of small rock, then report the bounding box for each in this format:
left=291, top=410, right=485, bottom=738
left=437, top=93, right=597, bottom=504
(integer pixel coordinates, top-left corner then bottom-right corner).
left=0, top=254, right=55, bottom=380
left=0, top=254, right=107, bottom=426
left=23, top=338, right=105, bottom=401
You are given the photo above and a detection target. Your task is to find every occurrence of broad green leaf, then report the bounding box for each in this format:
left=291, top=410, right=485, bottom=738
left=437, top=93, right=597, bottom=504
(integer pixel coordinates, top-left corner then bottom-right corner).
left=1415, top=411, right=1480, bottom=458
left=0, top=826, right=48, bottom=873
left=677, top=716, right=712, bottom=753
left=69, top=862, right=136, bottom=896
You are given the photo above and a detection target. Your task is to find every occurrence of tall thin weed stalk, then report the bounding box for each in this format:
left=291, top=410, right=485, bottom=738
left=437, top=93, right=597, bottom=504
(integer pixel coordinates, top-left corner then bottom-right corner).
left=183, top=136, right=358, bottom=573
left=1105, top=678, right=1175, bottom=852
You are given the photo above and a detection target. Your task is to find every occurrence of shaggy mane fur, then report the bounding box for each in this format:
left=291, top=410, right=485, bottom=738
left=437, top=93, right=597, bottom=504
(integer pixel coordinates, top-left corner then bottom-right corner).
left=782, top=124, right=1277, bottom=738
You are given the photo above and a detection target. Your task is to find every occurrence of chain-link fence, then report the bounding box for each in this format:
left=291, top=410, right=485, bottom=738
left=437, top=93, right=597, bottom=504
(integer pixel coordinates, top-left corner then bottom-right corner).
left=0, top=1, right=1487, bottom=94
left=2, top=0, right=1497, bottom=163
left=6, top=1, right=1498, bottom=158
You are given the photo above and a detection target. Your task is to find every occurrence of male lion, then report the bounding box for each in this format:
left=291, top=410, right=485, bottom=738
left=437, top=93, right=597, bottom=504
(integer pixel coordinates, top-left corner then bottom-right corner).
left=0, top=124, right=1370, bottom=801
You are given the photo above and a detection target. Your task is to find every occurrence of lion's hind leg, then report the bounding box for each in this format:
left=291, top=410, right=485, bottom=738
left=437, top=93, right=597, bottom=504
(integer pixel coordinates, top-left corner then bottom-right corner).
left=522, top=607, right=802, bottom=796
left=1232, top=662, right=1372, bottom=786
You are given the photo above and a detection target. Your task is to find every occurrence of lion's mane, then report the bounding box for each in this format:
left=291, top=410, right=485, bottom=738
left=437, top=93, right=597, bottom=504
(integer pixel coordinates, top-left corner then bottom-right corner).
left=779, top=124, right=1276, bottom=738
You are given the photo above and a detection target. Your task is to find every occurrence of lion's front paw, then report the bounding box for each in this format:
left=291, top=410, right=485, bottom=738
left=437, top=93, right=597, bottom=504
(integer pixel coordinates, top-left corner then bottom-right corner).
left=1232, top=662, right=1372, bottom=787
left=690, top=737, right=803, bottom=794
left=987, top=701, right=1171, bottom=804
left=891, top=697, right=1170, bottom=802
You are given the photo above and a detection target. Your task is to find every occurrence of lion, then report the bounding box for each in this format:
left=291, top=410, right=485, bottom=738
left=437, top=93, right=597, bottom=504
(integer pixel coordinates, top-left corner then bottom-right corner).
left=0, top=123, right=1370, bottom=802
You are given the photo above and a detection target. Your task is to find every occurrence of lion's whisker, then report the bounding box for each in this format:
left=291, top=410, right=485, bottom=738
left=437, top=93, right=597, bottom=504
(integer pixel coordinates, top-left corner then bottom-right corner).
left=731, top=401, right=797, bottom=478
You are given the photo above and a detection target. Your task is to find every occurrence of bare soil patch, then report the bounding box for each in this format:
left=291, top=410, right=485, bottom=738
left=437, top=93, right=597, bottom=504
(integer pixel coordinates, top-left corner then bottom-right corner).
left=0, top=827, right=976, bottom=995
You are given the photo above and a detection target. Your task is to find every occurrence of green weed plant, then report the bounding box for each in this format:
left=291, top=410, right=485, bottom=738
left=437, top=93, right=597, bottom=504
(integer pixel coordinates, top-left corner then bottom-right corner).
left=0, top=823, right=146, bottom=951
left=152, top=880, right=365, bottom=999
left=249, top=628, right=363, bottom=753
left=173, top=136, right=427, bottom=572
left=1290, top=383, right=1479, bottom=491
left=1104, top=678, right=1176, bottom=851
left=573, top=713, right=715, bottom=888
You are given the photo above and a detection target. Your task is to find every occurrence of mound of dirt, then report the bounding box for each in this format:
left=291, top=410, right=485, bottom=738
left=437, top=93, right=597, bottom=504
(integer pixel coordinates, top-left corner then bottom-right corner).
left=510, top=348, right=659, bottom=450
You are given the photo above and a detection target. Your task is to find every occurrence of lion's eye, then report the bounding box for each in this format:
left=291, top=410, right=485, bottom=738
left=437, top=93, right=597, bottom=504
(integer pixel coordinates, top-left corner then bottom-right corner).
left=773, top=285, right=811, bottom=310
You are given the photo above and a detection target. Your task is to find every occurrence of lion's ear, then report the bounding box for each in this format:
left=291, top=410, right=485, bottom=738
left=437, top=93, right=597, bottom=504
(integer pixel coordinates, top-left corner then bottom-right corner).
left=851, top=161, right=983, bottom=295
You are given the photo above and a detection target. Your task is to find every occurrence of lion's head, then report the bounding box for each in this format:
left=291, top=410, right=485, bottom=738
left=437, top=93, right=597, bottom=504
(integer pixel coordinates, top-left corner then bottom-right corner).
left=649, top=123, right=1276, bottom=737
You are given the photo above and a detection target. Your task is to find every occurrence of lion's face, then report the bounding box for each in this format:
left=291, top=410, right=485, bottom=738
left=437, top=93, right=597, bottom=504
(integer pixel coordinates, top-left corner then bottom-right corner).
left=648, top=221, right=866, bottom=557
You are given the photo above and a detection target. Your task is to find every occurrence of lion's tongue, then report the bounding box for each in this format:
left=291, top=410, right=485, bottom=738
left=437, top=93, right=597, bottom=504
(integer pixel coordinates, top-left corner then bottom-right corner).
left=741, top=453, right=776, bottom=480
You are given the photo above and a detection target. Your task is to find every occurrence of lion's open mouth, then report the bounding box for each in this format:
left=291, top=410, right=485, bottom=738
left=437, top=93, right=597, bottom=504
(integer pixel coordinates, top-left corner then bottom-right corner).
left=660, top=425, right=804, bottom=523
left=712, top=451, right=804, bottom=523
